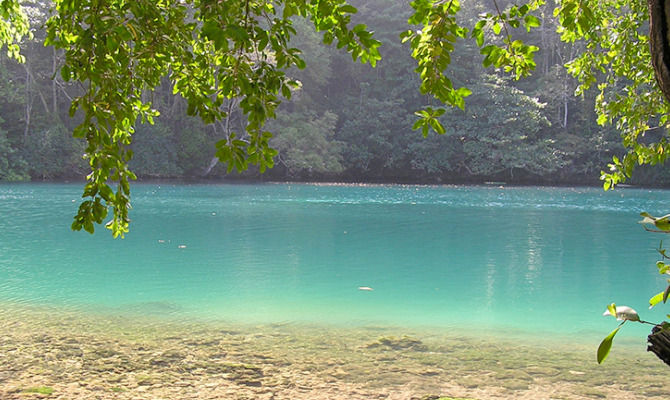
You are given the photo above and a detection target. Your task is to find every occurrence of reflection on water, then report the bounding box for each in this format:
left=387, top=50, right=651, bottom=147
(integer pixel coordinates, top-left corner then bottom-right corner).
left=0, top=184, right=668, bottom=337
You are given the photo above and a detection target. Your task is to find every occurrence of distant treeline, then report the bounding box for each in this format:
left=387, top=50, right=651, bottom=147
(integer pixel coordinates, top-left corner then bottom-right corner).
left=1, top=0, right=669, bottom=186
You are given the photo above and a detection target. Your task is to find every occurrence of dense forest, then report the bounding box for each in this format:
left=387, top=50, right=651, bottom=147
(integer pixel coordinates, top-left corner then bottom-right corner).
left=0, top=0, right=667, bottom=185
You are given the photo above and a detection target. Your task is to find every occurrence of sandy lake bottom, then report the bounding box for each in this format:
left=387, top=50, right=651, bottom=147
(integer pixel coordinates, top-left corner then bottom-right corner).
left=1, top=304, right=668, bottom=400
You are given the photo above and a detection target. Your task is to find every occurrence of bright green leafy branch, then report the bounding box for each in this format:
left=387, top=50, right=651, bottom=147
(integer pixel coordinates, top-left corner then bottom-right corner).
left=402, top=0, right=542, bottom=138
left=553, top=0, right=670, bottom=190
left=0, top=0, right=29, bottom=62
left=404, top=0, right=670, bottom=196
left=3, top=0, right=670, bottom=250
left=42, top=0, right=380, bottom=237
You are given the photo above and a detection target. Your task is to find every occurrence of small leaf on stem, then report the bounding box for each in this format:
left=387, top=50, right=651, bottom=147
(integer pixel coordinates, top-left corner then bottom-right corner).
left=597, top=325, right=622, bottom=364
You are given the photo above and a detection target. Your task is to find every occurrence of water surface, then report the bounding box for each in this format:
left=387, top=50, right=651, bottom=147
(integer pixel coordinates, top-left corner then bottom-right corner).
left=1, top=183, right=668, bottom=344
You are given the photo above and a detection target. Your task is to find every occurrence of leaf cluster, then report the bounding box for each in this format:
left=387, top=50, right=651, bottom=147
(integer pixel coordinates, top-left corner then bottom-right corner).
left=402, top=0, right=543, bottom=139
left=0, top=0, right=30, bottom=61
left=41, top=0, right=380, bottom=237
left=551, top=0, right=670, bottom=190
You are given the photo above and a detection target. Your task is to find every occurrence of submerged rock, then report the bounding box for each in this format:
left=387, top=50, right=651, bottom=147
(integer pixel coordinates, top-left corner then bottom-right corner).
left=149, top=349, right=185, bottom=366
left=366, top=336, right=427, bottom=352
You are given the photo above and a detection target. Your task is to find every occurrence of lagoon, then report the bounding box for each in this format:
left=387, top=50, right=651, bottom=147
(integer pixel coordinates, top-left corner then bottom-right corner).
left=1, top=183, right=669, bottom=399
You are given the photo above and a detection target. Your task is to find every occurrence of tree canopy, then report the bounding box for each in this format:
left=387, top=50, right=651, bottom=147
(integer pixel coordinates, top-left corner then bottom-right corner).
left=0, top=0, right=669, bottom=237
left=4, top=0, right=383, bottom=237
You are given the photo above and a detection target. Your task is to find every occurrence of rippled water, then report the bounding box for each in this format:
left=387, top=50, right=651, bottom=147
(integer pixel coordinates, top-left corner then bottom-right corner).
left=1, top=183, right=668, bottom=343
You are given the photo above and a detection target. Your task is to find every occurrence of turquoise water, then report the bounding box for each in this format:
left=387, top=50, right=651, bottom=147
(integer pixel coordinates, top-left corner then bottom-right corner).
left=1, top=183, right=669, bottom=342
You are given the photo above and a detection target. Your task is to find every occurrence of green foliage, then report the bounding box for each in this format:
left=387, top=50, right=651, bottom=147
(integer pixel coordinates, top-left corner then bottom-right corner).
left=0, top=0, right=666, bottom=234
left=443, top=75, right=559, bottom=178
left=401, top=0, right=470, bottom=109
left=400, top=0, right=470, bottom=135
left=270, top=110, right=343, bottom=177
left=649, top=240, right=670, bottom=310
left=597, top=324, right=621, bottom=364
left=402, top=0, right=543, bottom=137
left=40, top=0, right=381, bottom=237
left=163, top=114, right=218, bottom=177
left=413, top=107, right=446, bottom=137
left=476, top=2, right=541, bottom=78
left=551, top=0, right=670, bottom=190
left=0, top=0, right=29, bottom=61
left=405, top=133, right=461, bottom=177
left=640, top=212, right=670, bottom=232
left=129, top=122, right=182, bottom=178
left=0, top=126, right=28, bottom=181
left=400, top=0, right=668, bottom=190
left=598, top=303, right=647, bottom=363
left=0, top=0, right=627, bottom=188
left=22, top=121, right=86, bottom=180
left=336, top=96, right=414, bottom=179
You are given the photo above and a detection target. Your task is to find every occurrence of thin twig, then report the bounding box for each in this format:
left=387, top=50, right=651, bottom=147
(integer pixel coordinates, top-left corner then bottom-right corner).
left=492, top=0, right=512, bottom=44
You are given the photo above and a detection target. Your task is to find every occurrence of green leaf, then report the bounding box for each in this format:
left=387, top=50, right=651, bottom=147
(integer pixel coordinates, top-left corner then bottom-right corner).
left=655, top=216, right=670, bottom=231
left=339, top=5, right=357, bottom=14
left=294, top=57, right=306, bottom=69
left=430, top=119, right=445, bottom=135
left=202, top=20, right=227, bottom=50
left=492, top=22, right=501, bottom=35
left=650, top=291, right=664, bottom=308
left=597, top=325, right=622, bottom=364
left=84, top=220, right=95, bottom=234
left=456, top=87, right=472, bottom=97
left=352, top=24, right=367, bottom=33
left=606, top=303, right=617, bottom=318
left=474, top=20, right=486, bottom=30
left=523, top=14, right=541, bottom=30
left=60, top=64, right=71, bottom=81
left=106, top=35, right=119, bottom=52
left=475, top=31, right=484, bottom=47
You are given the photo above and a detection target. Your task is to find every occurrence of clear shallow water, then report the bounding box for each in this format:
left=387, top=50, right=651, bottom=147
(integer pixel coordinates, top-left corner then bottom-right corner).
left=1, top=183, right=668, bottom=343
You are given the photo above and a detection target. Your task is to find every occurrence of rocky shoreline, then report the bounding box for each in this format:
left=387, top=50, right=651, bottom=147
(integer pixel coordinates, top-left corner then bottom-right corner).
left=1, top=306, right=668, bottom=400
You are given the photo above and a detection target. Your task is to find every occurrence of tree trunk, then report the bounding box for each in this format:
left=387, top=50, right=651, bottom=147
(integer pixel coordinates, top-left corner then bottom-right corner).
left=540, top=9, right=549, bottom=75
left=648, top=0, right=670, bottom=103
left=648, top=324, right=670, bottom=366
left=563, top=80, right=568, bottom=129
left=52, top=47, right=58, bottom=115
left=202, top=156, right=219, bottom=177
left=23, top=55, right=32, bottom=144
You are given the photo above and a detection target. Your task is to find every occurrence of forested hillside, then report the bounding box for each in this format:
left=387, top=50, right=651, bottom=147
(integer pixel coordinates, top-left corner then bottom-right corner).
left=0, top=0, right=666, bottom=185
